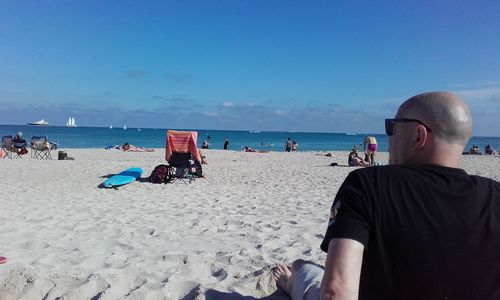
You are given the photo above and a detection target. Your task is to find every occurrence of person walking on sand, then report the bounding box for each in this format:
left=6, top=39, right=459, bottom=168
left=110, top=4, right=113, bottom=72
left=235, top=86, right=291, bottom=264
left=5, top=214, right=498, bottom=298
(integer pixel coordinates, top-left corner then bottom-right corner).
left=363, top=135, right=377, bottom=166
left=273, top=92, right=500, bottom=300
left=285, top=137, right=293, bottom=152
left=224, top=137, right=230, bottom=150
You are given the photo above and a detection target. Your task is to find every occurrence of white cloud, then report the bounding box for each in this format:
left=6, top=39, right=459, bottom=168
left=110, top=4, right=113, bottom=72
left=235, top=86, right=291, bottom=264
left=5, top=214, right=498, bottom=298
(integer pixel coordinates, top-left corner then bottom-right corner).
left=223, top=101, right=234, bottom=108
left=275, top=110, right=287, bottom=116
left=454, top=87, right=500, bottom=102
left=203, top=111, right=219, bottom=117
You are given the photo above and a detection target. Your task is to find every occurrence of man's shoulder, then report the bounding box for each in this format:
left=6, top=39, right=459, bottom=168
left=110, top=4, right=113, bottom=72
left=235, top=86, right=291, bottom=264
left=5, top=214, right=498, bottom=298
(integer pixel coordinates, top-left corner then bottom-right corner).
left=349, top=165, right=409, bottom=176
left=350, top=164, right=471, bottom=180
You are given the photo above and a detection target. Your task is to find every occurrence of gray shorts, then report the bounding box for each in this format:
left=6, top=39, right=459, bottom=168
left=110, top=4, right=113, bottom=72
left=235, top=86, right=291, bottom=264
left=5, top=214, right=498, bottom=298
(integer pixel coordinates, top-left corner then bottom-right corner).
left=291, top=261, right=324, bottom=300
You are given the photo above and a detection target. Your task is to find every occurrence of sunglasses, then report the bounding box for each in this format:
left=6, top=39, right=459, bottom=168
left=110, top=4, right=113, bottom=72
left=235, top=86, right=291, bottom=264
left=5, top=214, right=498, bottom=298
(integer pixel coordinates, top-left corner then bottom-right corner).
left=385, top=118, right=432, bottom=136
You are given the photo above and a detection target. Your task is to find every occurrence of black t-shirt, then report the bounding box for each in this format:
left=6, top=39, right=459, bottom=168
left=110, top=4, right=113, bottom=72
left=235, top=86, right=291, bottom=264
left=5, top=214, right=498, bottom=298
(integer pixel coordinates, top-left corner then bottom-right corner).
left=321, top=164, right=500, bottom=300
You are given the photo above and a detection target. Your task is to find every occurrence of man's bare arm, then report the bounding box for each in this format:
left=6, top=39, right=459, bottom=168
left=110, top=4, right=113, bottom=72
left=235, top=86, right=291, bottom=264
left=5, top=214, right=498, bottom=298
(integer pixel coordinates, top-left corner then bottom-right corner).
left=320, top=238, right=364, bottom=300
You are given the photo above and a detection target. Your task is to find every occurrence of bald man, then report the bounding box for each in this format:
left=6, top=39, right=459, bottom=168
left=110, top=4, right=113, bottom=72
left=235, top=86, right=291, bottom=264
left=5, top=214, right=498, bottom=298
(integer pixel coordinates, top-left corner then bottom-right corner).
left=273, top=92, right=500, bottom=300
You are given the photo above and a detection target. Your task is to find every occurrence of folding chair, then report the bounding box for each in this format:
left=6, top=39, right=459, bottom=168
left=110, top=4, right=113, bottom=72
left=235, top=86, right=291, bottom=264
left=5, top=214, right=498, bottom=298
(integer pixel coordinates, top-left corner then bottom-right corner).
left=31, top=136, right=52, bottom=160
left=168, top=152, right=195, bottom=184
left=165, top=130, right=203, bottom=184
left=2, top=136, right=15, bottom=159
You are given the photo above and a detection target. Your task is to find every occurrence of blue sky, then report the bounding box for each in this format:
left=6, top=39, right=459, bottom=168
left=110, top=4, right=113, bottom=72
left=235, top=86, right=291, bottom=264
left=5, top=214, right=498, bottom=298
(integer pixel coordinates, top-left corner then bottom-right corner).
left=0, top=1, right=499, bottom=136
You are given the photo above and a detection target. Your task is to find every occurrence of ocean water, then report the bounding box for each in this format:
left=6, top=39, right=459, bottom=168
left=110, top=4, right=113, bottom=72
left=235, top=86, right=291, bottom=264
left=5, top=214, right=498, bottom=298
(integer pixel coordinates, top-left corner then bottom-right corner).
left=1, top=125, right=499, bottom=153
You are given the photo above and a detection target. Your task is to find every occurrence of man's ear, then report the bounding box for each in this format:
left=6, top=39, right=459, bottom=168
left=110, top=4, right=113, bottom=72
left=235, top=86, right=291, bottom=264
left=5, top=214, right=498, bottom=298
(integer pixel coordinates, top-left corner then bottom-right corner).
left=414, top=125, right=428, bottom=148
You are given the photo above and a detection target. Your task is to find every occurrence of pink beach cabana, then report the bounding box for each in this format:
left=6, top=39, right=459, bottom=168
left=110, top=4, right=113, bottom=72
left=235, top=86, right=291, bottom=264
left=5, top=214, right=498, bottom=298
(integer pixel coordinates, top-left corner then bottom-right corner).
left=165, top=130, right=202, bottom=164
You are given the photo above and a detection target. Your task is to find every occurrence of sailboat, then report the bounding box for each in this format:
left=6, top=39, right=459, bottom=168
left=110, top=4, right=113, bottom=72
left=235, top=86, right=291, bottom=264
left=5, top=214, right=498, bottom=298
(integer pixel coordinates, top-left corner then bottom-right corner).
left=123, top=125, right=127, bottom=130
left=66, top=117, right=77, bottom=128
left=109, top=124, right=113, bottom=129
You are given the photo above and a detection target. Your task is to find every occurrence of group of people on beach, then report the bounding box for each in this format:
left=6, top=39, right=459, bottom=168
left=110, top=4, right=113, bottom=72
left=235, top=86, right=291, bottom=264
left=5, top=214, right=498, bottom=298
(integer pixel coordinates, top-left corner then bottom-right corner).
left=464, top=144, right=498, bottom=155
left=272, top=92, right=500, bottom=299
left=201, top=137, right=230, bottom=150
left=284, top=137, right=298, bottom=152
left=347, top=136, right=378, bottom=167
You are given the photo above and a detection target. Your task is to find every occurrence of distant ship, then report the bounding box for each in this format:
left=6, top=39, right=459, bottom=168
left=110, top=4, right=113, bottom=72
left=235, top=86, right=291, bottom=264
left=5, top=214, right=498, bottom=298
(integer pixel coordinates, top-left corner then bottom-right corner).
left=66, top=117, right=77, bottom=128
left=249, top=130, right=261, bottom=133
left=109, top=124, right=113, bottom=129
left=123, top=125, right=127, bottom=130
left=27, top=119, right=49, bottom=126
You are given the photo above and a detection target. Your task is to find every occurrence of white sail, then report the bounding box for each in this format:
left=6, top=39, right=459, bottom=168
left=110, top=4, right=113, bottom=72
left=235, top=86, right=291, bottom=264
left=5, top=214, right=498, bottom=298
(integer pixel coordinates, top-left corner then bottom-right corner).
left=123, top=125, right=127, bottom=130
left=109, top=124, right=113, bottom=129
left=66, top=117, right=77, bottom=127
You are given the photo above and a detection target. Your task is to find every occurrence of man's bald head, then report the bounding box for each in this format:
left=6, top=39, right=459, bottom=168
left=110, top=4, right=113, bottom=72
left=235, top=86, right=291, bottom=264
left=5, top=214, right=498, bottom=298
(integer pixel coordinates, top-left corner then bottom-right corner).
left=397, top=92, right=472, bottom=147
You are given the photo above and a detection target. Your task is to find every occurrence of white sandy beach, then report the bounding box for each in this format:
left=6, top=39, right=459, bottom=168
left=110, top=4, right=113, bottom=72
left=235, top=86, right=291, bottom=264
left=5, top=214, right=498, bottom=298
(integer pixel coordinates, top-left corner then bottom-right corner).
left=0, top=149, right=499, bottom=299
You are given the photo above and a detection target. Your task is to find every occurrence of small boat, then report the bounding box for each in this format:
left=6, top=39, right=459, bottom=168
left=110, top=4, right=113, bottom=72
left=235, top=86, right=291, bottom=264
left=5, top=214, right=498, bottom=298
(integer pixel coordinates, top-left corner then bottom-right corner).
left=137, top=128, right=142, bottom=131
left=27, top=119, right=49, bottom=126
left=66, top=117, right=77, bottom=128
left=346, top=133, right=357, bottom=136
left=109, top=124, right=113, bottom=129
left=123, top=125, right=127, bottom=130
left=249, top=130, right=261, bottom=133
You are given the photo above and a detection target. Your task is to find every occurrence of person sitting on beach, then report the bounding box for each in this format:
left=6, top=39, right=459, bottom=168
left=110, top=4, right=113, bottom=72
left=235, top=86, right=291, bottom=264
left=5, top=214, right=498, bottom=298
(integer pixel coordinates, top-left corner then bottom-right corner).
left=468, top=144, right=481, bottom=155
left=273, top=92, right=500, bottom=299
left=122, top=143, right=154, bottom=152
left=12, top=132, right=28, bottom=155
left=485, top=144, right=496, bottom=155
left=348, top=147, right=365, bottom=166
left=199, top=150, right=208, bottom=164
left=201, top=140, right=209, bottom=149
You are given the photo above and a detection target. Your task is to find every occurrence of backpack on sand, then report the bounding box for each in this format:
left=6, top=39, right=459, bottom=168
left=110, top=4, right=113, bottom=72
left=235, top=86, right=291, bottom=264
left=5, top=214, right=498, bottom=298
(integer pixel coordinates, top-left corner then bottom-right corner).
left=149, top=164, right=172, bottom=184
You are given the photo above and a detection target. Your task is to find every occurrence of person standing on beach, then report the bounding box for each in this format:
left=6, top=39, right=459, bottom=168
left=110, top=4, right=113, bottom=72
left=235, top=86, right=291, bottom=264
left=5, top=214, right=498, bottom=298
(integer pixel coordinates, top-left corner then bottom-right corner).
left=285, top=137, right=293, bottom=152
left=224, top=137, right=230, bottom=150
left=273, top=92, right=500, bottom=299
left=363, top=135, right=377, bottom=166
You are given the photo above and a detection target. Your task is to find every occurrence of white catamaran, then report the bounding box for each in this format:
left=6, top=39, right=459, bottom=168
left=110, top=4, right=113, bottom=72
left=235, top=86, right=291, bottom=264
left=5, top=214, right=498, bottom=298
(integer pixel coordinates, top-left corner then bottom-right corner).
left=66, top=117, right=77, bottom=128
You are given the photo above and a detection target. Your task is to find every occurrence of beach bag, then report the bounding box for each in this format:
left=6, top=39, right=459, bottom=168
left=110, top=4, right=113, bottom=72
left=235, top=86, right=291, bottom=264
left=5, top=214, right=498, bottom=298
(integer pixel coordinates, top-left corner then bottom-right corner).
left=149, top=164, right=170, bottom=184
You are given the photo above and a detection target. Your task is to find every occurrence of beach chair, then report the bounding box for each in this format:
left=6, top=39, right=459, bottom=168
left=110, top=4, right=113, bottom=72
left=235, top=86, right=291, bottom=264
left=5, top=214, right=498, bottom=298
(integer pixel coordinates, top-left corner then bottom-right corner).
left=165, top=130, right=203, bottom=183
left=2, top=136, right=15, bottom=159
left=31, top=136, right=52, bottom=160
left=1, top=135, right=27, bottom=159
